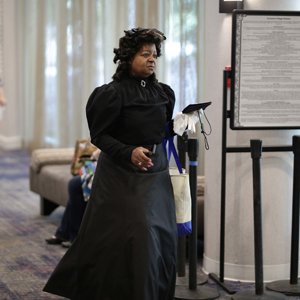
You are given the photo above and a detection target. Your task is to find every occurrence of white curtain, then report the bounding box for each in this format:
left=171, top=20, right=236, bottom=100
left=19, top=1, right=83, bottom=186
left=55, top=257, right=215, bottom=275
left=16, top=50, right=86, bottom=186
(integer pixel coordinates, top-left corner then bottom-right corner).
left=18, top=0, right=204, bottom=149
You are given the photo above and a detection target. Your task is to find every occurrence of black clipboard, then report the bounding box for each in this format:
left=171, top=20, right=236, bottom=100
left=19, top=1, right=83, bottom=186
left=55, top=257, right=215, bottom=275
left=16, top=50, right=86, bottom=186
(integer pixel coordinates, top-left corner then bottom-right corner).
left=182, top=102, right=212, bottom=114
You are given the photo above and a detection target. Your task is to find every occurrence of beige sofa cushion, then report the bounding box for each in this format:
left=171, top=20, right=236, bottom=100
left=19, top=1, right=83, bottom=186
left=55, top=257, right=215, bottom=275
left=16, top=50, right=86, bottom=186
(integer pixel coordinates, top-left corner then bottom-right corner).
left=30, top=164, right=73, bottom=207
left=30, top=148, right=74, bottom=173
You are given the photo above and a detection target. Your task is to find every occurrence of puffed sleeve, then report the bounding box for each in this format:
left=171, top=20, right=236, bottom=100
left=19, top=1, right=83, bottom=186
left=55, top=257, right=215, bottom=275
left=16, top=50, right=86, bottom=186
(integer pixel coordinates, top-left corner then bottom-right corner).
left=86, top=84, right=135, bottom=161
left=159, top=83, right=175, bottom=121
left=159, top=83, right=176, bottom=137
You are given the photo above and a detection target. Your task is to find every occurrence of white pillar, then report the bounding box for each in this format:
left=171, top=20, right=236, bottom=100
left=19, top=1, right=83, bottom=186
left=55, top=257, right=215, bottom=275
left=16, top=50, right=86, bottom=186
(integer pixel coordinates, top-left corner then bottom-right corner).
left=203, top=0, right=300, bottom=281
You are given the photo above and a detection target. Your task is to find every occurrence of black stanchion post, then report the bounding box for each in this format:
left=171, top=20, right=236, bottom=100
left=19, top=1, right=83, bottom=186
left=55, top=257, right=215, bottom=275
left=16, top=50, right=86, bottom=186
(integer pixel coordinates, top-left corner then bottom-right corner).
left=232, top=140, right=286, bottom=300
left=188, top=138, right=199, bottom=290
left=251, top=140, right=264, bottom=295
left=177, top=134, right=188, bottom=278
left=266, top=135, right=300, bottom=295
left=290, top=135, right=300, bottom=285
left=175, top=138, right=219, bottom=300
left=176, top=134, right=208, bottom=286
left=177, top=133, right=188, bottom=168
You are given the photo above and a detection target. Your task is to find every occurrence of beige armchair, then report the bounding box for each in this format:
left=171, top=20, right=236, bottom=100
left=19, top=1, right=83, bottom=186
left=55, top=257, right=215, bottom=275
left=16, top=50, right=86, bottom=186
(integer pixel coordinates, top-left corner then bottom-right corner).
left=29, top=148, right=74, bottom=215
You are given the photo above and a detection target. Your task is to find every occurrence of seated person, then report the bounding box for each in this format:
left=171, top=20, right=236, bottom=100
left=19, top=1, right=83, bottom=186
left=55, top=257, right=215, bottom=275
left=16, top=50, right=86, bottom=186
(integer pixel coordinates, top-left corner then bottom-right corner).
left=46, top=149, right=100, bottom=248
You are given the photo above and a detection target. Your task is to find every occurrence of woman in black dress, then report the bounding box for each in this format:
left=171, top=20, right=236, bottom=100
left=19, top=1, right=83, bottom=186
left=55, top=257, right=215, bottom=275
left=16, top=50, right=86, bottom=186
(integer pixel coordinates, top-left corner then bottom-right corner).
left=44, top=27, right=177, bottom=300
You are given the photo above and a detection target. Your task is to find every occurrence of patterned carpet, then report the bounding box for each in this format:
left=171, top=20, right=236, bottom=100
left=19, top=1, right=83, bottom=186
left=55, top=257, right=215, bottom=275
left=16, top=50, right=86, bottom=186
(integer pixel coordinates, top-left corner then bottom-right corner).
left=0, top=149, right=67, bottom=299
left=0, top=148, right=299, bottom=300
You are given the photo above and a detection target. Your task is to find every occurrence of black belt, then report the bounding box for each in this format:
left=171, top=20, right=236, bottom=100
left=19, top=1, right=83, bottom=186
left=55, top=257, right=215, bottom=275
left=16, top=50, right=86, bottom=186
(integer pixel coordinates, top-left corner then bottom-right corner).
left=143, top=144, right=158, bottom=154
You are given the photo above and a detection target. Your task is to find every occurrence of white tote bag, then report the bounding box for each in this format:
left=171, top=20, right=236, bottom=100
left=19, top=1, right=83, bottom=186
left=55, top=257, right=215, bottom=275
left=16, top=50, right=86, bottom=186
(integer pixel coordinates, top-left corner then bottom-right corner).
left=169, top=167, right=192, bottom=236
left=164, top=135, right=192, bottom=236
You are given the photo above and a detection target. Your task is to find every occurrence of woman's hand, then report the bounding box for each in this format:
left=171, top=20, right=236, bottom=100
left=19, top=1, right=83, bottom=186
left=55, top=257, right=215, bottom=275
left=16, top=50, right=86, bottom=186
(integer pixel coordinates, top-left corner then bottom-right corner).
left=131, top=147, right=154, bottom=171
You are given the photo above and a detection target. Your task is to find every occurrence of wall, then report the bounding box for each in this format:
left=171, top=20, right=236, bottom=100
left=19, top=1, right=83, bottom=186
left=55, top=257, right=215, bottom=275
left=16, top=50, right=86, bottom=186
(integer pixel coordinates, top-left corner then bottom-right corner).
left=203, top=0, right=300, bottom=281
left=1, top=0, right=300, bottom=281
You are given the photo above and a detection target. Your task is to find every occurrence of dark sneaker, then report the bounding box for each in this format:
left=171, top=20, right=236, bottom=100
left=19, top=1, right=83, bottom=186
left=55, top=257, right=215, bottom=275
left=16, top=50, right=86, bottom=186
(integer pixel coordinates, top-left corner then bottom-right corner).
left=45, top=236, right=66, bottom=245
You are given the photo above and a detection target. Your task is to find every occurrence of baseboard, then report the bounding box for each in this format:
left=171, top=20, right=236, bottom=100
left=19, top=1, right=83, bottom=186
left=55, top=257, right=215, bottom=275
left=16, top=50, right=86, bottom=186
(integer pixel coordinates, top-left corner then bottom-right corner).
left=0, top=135, right=22, bottom=149
left=203, top=254, right=293, bottom=282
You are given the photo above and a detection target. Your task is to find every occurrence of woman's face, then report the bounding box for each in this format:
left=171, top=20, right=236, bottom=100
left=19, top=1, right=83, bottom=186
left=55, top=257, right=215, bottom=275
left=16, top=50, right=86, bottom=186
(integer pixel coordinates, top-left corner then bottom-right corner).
left=130, top=43, right=157, bottom=78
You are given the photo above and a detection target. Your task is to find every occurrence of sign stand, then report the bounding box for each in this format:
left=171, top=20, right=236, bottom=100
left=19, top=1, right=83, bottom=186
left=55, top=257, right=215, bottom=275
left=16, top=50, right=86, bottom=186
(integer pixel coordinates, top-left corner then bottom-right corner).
left=209, top=69, right=294, bottom=294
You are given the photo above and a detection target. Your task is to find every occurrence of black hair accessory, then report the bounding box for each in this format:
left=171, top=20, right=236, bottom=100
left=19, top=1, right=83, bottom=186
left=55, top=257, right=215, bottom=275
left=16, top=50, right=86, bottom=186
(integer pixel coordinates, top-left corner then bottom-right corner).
left=125, top=28, right=166, bottom=41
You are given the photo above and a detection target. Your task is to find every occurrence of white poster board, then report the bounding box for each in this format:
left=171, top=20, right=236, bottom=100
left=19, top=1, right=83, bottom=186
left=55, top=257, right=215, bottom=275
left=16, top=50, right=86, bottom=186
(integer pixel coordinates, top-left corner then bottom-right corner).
left=231, top=10, right=300, bottom=129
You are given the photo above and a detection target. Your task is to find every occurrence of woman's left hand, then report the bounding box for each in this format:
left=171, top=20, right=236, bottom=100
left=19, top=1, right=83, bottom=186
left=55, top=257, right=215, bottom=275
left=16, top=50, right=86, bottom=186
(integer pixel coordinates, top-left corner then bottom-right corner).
left=131, top=147, right=154, bottom=171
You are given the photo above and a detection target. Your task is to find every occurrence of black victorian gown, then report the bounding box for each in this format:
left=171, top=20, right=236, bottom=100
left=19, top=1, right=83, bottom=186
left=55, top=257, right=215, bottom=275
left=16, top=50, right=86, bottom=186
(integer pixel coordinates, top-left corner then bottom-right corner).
left=43, top=77, right=177, bottom=300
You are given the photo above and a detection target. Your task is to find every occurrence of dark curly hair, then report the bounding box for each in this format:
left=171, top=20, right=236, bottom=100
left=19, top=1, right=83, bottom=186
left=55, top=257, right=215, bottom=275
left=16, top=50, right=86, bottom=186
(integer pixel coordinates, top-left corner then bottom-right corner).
left=112, top=28, right=166, bottom=81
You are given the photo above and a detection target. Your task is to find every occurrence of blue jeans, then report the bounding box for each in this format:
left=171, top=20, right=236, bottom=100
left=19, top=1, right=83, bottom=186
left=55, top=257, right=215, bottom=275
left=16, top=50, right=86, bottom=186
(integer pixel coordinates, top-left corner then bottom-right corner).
left=55, top=176, right=87, bottom=242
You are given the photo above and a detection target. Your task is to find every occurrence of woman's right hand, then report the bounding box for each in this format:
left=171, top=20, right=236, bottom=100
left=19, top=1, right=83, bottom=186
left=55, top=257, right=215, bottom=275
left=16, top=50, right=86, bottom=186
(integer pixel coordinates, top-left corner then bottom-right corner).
left=131, top=147, right=154, bottom=171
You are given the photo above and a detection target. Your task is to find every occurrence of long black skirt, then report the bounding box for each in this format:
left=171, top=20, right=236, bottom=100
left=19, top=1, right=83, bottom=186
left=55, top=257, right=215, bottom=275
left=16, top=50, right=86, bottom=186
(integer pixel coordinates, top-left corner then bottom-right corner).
left=43, top=144, right=177, bottom=300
